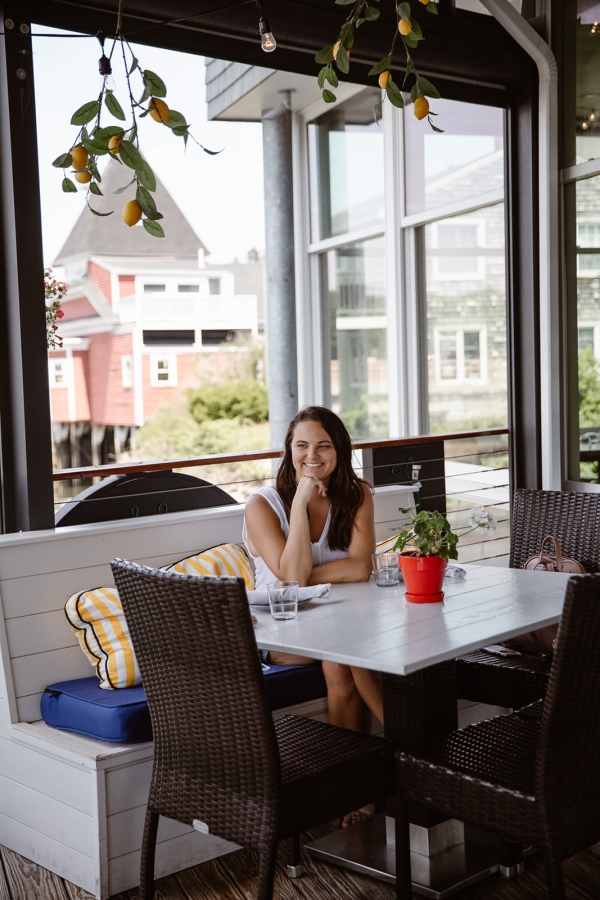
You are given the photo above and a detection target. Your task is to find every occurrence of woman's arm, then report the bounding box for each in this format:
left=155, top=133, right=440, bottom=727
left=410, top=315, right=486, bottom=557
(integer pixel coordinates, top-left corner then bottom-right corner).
left=308, top=485, right=375, bottom=585
left=244, top=479, right=324, bottom=585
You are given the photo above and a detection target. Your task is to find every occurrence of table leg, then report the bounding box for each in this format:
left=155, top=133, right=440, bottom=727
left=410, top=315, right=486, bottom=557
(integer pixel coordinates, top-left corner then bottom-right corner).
left=304, top=662, right=508, bottom=897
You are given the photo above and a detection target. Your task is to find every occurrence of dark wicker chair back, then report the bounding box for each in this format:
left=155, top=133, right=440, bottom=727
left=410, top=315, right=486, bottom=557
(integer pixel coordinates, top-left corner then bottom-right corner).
left=397, top=574, right=600, bottom=899
left=111, top=558, right=398, bottom=900
left=509, top=488, right=600, bottom=572
left=537, top=574, right=600, bottom=860
left=456, top=488, right=600, bottom=709
left=110, top=559, right=280, bottom=847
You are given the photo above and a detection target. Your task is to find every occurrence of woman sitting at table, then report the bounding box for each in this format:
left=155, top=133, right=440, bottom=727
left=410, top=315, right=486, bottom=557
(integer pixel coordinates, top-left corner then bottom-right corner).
left=243, top=406, right=384, bottom=825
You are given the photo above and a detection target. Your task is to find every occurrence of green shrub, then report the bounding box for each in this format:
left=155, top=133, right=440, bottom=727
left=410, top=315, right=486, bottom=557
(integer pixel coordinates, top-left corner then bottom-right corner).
left=188, top=379, right=268, bottom=424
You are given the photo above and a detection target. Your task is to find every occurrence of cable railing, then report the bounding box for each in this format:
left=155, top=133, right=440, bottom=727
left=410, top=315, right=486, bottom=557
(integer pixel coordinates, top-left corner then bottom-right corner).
left=52, top=427, right=510, bottom=564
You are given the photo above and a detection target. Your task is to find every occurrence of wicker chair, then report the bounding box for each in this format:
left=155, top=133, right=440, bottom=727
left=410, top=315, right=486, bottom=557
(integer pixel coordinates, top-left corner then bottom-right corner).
left=396, top=574, right=600, bottom=900
left=455, top=488, right=600, bottom=709
left=110, top=558, right=398, bottom=900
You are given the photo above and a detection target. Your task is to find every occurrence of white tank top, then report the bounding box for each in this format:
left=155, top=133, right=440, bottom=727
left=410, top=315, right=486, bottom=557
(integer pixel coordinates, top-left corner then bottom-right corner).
left=242, top=485, right=348, bottom=589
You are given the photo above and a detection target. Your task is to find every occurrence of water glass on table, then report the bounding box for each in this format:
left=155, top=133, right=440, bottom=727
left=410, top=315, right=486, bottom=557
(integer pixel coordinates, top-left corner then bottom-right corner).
left=267, top=580, right=299, bottom=619
left=372, top=552, right=400, bottom=587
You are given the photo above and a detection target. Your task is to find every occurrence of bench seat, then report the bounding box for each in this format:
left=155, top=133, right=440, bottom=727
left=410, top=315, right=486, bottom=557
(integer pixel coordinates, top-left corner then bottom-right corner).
left=41, top=665, right=327, bottom=743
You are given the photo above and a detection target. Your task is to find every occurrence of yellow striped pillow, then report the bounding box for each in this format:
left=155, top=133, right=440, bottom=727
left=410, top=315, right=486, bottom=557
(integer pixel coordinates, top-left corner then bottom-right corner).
left=166, top=542, right=254, bottom=589
left=65, top=587, right=140, bottom=690
left=376, top=536, right=399, bottom=553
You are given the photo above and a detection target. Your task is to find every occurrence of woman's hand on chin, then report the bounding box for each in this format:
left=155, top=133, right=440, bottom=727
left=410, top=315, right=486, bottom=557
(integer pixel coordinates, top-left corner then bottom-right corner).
left=295, top=474, right=327, bottom=505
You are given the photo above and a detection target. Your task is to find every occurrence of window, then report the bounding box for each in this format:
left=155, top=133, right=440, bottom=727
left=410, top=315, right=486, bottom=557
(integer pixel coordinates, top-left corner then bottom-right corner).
left=201, top=329, right=250, bottom=345
left=577, top=222, right=600, bottom=276
left=431, top=220, right=485, bottom=280
left=208, top=278, right=221, bottom=295
left=121, top=355, right=132, bottom=388
left=143, top=330, right=195, bottom=345
left=143, top=284, right=166, bottom=293
left=150, top=355, right=177, bottom=386
left=434, top=328, right=486, bottom=383
left=325, top=237, right=388, bottom=439
left=178, top=284, right=199, bottom=293
left=308, top=89, right=384, bottom=241
left=49, top=359, right=66, bottom=386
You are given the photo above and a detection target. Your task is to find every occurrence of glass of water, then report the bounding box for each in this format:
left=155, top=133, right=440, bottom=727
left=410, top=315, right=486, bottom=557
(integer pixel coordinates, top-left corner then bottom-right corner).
left=267, top=580, right=299, bottom=619
left=371, top=552, right=400, bottom=587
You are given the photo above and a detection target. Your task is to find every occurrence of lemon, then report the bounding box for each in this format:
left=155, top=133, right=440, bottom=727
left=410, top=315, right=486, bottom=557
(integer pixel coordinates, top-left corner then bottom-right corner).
left=378, top=71, right=391, bottom=89
left=122, top=199, right=142, bottom=226
left=398, top=19, right=412, bottom=35
left=419, top=0, right=429, bottom=4
left=74, top=171, right=92, bottom=184
left=414, top=96, right=430, bottom=120
left=149, top=97, right=170, bottom=124
left=108, top=134, right=122, bottom=154
left=71, top=144, right=88, bottom=170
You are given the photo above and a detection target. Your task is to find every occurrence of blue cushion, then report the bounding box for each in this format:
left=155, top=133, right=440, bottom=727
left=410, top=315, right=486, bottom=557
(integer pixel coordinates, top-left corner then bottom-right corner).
left=41, top=664, right=327, bottom=743
left=41, top=677, right=152, bottom=743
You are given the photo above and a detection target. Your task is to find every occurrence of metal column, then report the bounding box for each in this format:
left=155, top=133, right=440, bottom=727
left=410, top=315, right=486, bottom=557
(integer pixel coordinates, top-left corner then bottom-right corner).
left=262, top=95, right=298, bottom=447
left=0, top=2, right=55, bottom=531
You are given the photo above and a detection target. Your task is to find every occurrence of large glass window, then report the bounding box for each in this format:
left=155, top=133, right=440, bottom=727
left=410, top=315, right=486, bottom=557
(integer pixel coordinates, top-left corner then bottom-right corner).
left=424, top=204, right=507, bottom=432
left=575, top=173, right=600, bottom=480
left=308, top=90, right=384, bottom=241
left=325, top=238, right=387, bottom=439
left=574, top=3, right=600, bottom=166
left=404, top=100, right=504, bottom=216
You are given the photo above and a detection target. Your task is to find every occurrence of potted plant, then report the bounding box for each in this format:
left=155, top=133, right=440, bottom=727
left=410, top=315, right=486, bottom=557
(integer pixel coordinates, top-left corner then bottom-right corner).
left=393, top=506, right=496, bottom=603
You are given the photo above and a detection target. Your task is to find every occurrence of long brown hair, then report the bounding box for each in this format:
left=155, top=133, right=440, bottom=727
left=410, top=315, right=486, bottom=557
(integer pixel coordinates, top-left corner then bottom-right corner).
left=275, top=406, right=368, bottom=551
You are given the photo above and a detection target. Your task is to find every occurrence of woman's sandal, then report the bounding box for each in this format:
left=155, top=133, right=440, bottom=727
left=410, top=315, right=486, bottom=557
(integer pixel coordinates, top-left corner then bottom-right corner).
left=341, top=802, right=375, bottom=828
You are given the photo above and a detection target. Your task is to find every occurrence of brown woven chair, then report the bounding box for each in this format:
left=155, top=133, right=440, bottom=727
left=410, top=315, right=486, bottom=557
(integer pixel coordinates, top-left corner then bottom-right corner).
left=110, top=558, right=398, bottom=900
left=396, top=574, right=600, bottom=900
left=456, top=488, right=600, bottom=708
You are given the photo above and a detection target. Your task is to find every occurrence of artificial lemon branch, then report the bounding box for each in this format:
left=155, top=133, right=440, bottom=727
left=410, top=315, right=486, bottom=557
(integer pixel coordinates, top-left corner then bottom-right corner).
left=315, top=0, right=442, bottom=131
left=52, top=34, right=220, bottom=237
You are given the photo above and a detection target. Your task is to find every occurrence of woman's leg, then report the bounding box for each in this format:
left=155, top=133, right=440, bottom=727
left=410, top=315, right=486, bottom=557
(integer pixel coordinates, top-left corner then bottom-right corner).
left=267, top=651, right=314, bottom=665
left=322, top=662, right=371, bottom=733
left=350, top=666, right=384, bottom=727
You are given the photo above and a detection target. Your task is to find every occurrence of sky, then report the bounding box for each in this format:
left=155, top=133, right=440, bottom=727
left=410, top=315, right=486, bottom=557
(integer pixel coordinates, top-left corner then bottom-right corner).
left=31, top=26, right=266, bottom=266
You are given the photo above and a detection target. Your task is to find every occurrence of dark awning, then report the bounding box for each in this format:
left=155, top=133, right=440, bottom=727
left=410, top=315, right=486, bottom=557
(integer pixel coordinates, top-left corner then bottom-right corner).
left=31, top=0, right=536, bottom=103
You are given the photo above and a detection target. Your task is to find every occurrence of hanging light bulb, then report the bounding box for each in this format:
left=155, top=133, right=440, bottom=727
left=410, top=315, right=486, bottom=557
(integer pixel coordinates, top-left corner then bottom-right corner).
left=258, top=15, right=277, bottom=52
left=583, top=120, right=589, bottom=130
left=590, top=109, right=597, bottom=121
left=97, top=31, right=116, bottom=93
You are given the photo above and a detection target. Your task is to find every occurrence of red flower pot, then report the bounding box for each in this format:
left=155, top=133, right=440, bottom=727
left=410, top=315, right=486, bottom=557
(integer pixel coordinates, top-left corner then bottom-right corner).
left=399, top=553, right=447, bottom=603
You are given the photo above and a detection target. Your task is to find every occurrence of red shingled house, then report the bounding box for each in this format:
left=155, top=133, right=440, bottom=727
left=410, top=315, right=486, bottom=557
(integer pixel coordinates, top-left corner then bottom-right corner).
left=48, top=160, right=261, bottom=469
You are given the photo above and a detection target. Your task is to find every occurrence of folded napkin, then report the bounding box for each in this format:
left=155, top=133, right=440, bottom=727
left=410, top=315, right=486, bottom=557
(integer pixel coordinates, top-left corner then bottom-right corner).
left=247, top=583, right=331, bottom=607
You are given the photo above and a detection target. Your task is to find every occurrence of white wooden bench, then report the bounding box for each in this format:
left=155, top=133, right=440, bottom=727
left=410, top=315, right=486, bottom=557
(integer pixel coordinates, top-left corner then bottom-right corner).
left=0, top=483, right=421, bottom=898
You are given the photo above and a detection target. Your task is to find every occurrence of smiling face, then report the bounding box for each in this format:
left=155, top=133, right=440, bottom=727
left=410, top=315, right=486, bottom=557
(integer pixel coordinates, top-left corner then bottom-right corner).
left=291, top=419, right=338, bottom=486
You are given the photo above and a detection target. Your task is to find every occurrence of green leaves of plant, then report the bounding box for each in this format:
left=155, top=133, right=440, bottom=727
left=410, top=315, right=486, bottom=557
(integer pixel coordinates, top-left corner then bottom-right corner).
left=364, top=6, right=380, bottom=21
left=368, top=55, right=392, bottom=76
left=335, top=44, right=350, bottom=74
left=89, top=182, right=103, bottom=195
left=426, top=1, right=438, bottom=12
left=105, top=92, right=126, bottom=121
left=53, top=152, right=72, bottom=168
left=398, top=2, right=411, bottom=18
left=62, top=177, right=77, bottom=193
left=70, top=100, right=100, bottom=126
left=143, top=70, right=166, bottom=98
left=118, top=139, right=143, bottom=171
left=136, top=185, right=162, bottom=220
left=386, top=80, right=405, bottom=108
left=416, top=75, right=440, bottom=98
left=323, top=90, right=337, bottom=104
left=315, top=45, right=334, bottom=64
left=142, top=218, right=165, bottom=238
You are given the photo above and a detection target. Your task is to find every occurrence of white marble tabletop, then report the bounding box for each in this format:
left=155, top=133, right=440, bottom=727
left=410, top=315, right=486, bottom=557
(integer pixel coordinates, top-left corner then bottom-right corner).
left=253, top=564, right=572, bottom=677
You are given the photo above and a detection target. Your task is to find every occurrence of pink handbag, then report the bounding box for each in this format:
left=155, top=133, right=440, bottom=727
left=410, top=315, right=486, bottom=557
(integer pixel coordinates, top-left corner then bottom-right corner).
left=522, top=536, right=586, bottom=575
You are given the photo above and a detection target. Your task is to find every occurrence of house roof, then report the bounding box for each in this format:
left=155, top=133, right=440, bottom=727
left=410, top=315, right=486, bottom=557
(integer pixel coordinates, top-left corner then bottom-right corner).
left=53, top=158, right=209, bottom=266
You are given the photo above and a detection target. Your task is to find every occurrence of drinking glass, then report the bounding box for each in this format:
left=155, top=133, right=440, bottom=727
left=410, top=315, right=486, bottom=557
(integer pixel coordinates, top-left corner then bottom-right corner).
left=371, top=552, right=400, bottom=587
left=267, top=580, right=299, bottom=619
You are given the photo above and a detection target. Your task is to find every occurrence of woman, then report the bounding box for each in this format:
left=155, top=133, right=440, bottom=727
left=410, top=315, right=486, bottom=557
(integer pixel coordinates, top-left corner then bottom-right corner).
left=243, top=407, right=384, bottom=825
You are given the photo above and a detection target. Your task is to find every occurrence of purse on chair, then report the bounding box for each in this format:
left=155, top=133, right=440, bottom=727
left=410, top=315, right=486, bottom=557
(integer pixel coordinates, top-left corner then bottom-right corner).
left=512, top=536, right=586, bottom=655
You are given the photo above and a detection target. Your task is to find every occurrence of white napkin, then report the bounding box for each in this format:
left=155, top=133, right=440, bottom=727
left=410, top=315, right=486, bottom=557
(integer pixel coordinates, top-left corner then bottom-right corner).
left=247, top=583, right=331, bottom=607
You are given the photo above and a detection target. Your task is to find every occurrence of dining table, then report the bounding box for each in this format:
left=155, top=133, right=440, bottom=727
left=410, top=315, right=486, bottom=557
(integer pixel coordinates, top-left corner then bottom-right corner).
left=252, top=562, right=572, bottom=899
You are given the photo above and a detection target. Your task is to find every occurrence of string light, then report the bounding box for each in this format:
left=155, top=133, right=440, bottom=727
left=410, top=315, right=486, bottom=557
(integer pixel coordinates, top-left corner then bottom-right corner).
left=97, top=32, right=115, bottom=93
left=256, top=2, right=276, bottom=52
left=591, top=21, right=599, bottom=34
